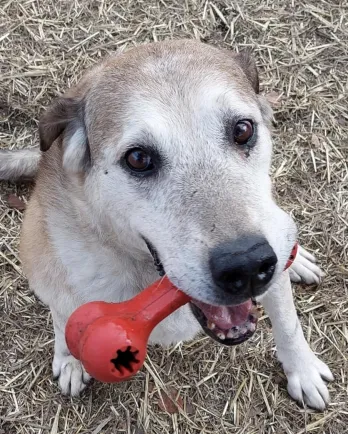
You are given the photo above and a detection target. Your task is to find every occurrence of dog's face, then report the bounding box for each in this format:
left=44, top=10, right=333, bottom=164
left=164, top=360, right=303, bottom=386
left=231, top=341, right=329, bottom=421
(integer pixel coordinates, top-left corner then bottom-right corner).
left=39, top=40, right=297, bottom=345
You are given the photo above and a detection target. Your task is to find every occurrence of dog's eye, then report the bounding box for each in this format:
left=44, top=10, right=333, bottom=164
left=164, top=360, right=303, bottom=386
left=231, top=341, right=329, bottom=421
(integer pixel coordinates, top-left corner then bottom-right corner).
left=125, top=148, right=154, bottom=172
left=234, top=120, right=254, bottom=145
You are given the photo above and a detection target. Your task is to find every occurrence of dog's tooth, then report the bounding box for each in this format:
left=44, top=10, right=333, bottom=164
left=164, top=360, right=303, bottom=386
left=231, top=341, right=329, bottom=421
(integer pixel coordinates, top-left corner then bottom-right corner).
left=248, top=322, right=256, bottom=332
left=216, top=331, right=226, bottom=340
left=226, top=327, right=239, bottom=339
left=226, top=330, right=235, bottom=339
left=207, top=320, right=216, bottom=331
left=240, top=325, right=248, bottom=335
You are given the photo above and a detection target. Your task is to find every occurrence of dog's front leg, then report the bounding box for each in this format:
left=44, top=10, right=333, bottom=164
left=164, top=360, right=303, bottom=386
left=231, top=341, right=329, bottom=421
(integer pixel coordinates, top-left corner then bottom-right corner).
left=258, top=271, right=334, bottom=410
left=51, top=310, right=91, bottom=396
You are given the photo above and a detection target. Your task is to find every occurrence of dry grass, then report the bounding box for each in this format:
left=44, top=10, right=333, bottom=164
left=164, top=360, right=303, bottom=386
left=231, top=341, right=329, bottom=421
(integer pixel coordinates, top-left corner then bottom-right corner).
left=1, top=0, right=348, bottom=433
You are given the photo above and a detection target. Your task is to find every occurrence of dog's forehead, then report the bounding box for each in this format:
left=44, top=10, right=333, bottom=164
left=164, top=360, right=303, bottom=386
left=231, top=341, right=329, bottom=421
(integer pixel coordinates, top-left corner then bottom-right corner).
left=87, top=41, right=261, bottom=151
left=120, top=81, right=259, bottom=153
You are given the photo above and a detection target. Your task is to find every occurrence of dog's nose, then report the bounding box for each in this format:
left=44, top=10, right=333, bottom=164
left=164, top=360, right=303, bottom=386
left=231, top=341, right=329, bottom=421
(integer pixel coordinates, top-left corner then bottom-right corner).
left=209, top=236, right=277, bottom=295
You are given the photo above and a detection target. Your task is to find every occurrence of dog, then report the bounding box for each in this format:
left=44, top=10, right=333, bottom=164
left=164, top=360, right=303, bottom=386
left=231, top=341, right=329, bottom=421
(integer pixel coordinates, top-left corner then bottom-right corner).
left=0, top=40, right=333, bottom=410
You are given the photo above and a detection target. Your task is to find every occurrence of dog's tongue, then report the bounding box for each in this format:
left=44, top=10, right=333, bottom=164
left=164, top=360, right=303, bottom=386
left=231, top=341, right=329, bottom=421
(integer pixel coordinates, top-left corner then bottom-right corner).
left=192, top=299, right=252, bottom=330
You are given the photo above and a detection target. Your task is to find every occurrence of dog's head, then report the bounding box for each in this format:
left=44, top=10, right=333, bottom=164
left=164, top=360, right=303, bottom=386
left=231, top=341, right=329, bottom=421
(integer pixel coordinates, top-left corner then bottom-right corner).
left=39, top=40, right=297, bottom=345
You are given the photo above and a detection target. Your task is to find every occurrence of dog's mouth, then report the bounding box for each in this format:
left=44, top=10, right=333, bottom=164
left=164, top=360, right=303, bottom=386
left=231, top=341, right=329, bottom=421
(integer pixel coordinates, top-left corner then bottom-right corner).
left=144, top=239, right=259, bottom=346
left=190, top=298, right=259, bottom=346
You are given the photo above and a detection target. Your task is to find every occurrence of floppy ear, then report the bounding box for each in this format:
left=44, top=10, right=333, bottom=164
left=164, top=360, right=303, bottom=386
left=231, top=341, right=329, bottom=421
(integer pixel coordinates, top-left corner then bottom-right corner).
left=234, top=51, right=259, bottom=94
left=39, top=97, right=90, bottom=173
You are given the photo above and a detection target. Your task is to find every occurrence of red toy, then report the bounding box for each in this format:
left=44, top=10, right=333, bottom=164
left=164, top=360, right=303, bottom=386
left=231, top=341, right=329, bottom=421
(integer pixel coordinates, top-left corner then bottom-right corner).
left=65, top=277, right=190, bottom=383
left=65, top=243, right=298, bottom=383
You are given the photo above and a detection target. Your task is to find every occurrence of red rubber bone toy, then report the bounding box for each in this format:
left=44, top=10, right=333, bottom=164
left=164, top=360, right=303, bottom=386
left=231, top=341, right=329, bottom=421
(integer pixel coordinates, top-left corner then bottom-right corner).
left=65, top=277, right=190, bottom=383
left=65, top=243, right=298, bottom=383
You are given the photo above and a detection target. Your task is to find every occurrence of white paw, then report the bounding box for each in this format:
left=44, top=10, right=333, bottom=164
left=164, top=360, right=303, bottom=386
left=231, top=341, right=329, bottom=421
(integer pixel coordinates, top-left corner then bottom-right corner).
left=52, top=353, right=91, bottom=396
left=279, top=348, right=334, bottom=410
left=289, top=245, right=324, bottom=285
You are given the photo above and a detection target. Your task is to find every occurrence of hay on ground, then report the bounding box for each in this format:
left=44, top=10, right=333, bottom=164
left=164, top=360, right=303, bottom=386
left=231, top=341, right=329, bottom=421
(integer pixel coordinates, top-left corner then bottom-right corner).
left=0, top=1, right=347, bottom=433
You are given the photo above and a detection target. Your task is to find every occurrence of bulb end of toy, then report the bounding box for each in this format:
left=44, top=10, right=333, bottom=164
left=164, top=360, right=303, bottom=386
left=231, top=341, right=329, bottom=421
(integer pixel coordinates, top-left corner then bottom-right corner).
left=78, top=317, right=148, bottom=383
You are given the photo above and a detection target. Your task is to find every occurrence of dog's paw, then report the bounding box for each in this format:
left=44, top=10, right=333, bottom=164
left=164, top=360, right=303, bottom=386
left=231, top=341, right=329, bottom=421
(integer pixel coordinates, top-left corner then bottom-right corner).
left=289, top=245, right=324, bottom=285
left=279, top=348, right=334, bottom=410
left=52, top=353, right=91, bottom=396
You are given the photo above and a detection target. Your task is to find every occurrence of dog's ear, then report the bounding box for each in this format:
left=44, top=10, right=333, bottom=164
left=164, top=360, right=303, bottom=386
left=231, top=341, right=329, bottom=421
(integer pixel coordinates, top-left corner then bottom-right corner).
left=257, top=94, right=273, bottom=125
left=39, top=97, right=90, bottom=173
left=234, top=52, right=259, bottom=94
left=234, top=52, right=273, bottom=124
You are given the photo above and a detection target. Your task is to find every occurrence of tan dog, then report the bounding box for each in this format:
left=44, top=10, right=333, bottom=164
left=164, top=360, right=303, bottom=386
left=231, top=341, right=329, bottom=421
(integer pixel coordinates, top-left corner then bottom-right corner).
left=0, top=40, right=333, bottom=410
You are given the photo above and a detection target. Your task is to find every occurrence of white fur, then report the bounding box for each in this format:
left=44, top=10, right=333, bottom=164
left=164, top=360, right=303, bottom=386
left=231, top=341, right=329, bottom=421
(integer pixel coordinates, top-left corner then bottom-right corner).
left=258, top=271, right=333, bottom=410
left=62, top=128, right=87, bottom=172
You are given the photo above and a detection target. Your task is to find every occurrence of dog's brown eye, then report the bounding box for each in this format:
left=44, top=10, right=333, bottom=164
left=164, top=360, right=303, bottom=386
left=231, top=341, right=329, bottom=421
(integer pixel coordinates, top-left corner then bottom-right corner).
left=234, top=120, right=254, bottom=145
left=125, top=148, right=154, bottom=172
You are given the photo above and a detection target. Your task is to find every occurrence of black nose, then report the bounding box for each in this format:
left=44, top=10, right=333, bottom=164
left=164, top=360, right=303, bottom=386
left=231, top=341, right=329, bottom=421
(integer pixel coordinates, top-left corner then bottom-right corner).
left=209, top=236, right=277, bottom=296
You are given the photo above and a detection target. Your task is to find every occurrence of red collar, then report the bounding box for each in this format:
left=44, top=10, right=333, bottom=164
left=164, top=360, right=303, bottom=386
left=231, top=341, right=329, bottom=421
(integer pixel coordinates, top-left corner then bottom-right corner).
left=284, top=243, right=298, bottom=270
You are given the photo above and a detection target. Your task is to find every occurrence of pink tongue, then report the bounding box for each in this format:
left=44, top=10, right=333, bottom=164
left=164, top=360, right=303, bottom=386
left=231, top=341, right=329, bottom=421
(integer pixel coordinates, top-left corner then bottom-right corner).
left=193, top=299, right=252, bottom=330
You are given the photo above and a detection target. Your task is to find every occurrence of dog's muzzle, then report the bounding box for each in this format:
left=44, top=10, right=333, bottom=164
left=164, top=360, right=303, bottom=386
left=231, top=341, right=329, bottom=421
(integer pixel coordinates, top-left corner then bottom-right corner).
left=145, top=237, right=298, bottom=347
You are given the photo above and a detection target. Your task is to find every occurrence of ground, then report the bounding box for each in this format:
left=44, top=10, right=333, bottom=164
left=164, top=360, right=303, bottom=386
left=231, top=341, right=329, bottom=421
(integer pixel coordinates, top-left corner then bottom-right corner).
left=0, top=1, right=347, bottom=433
